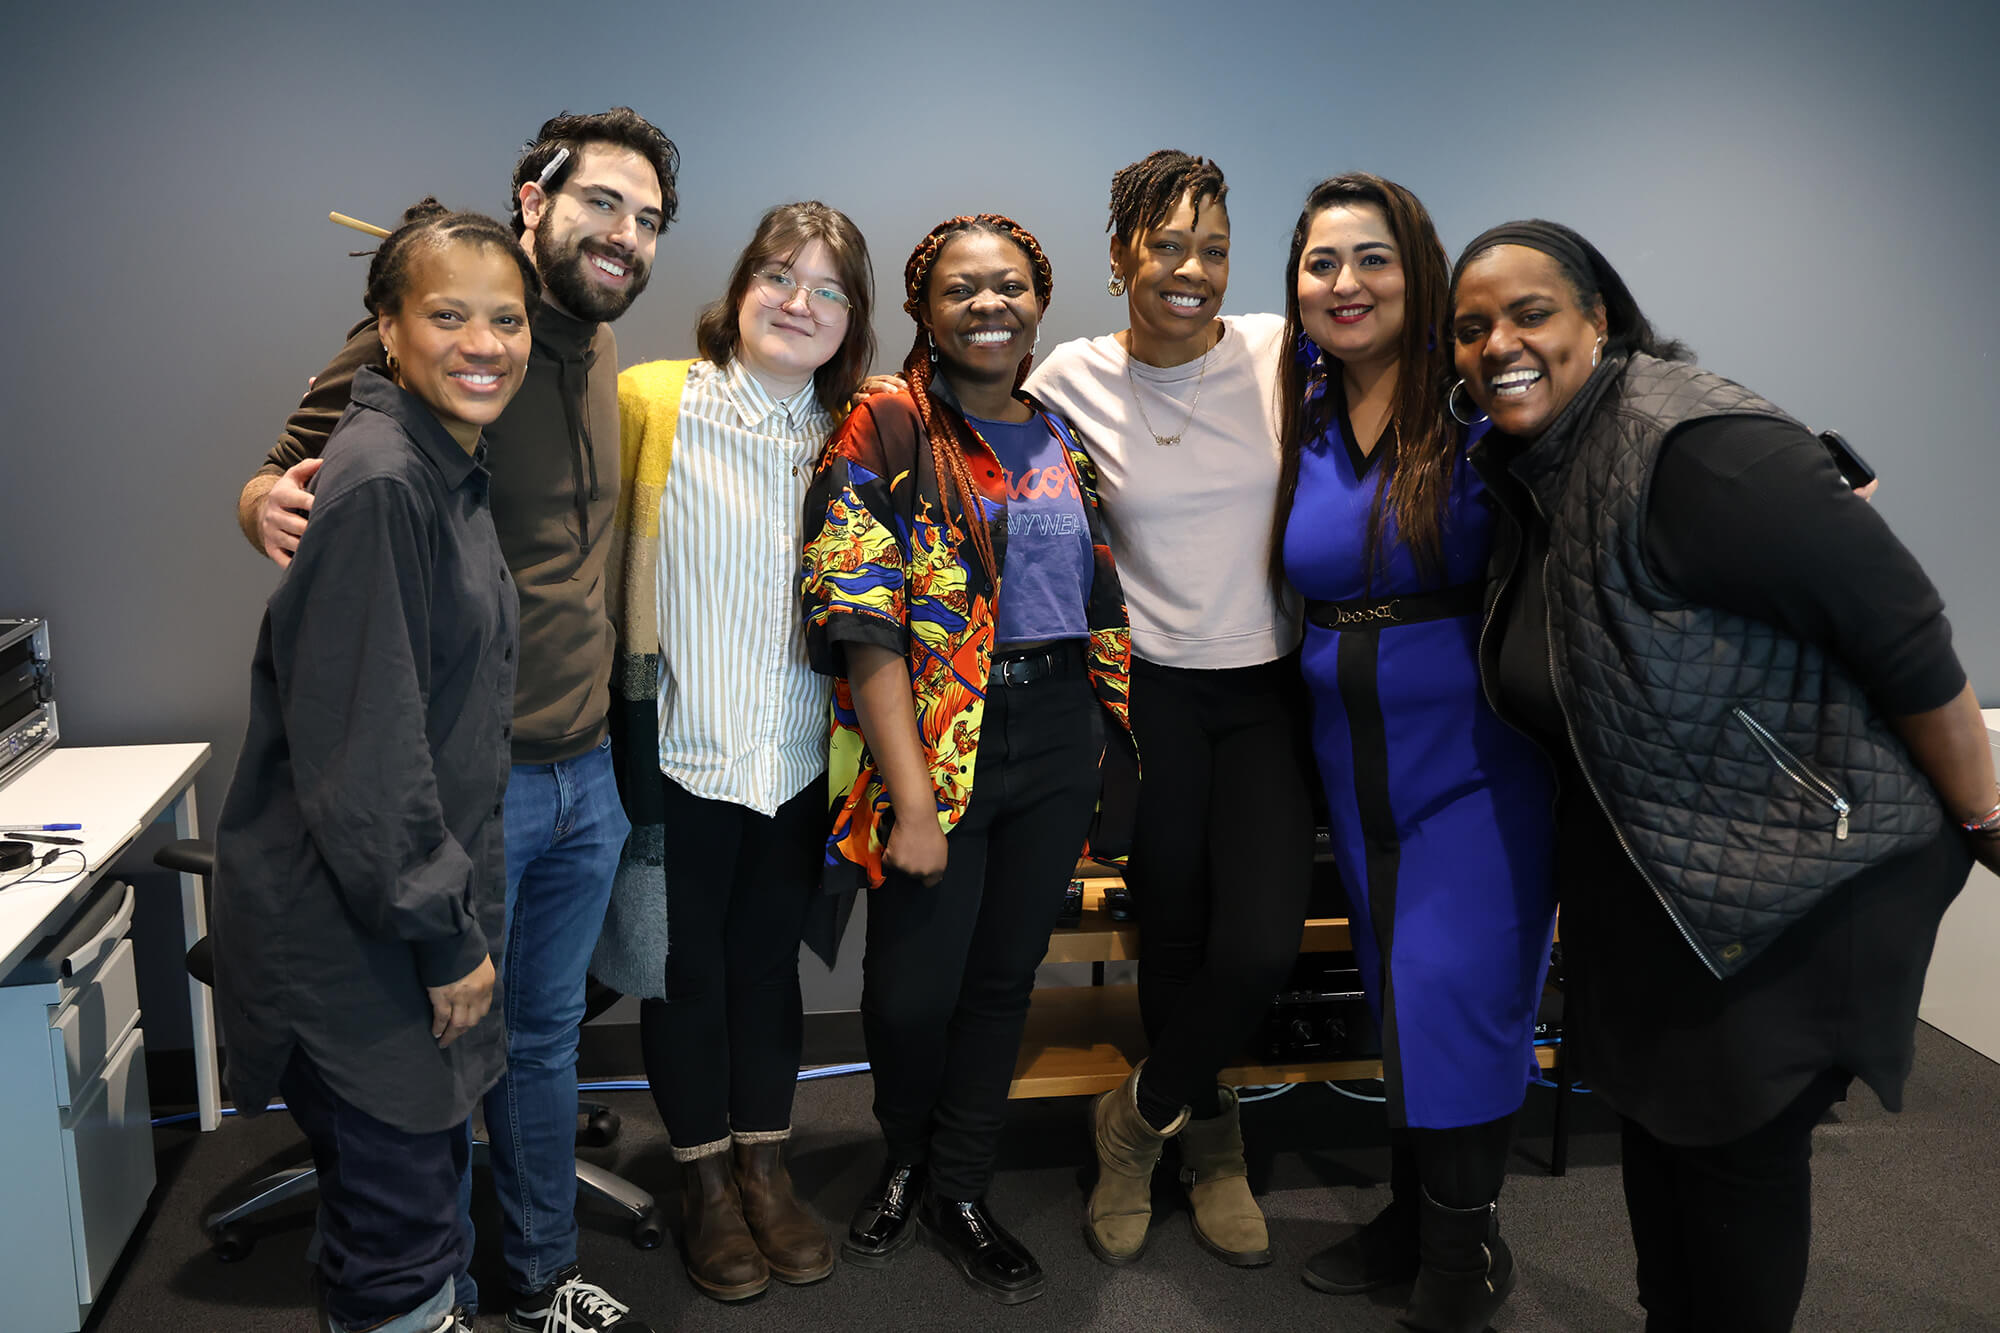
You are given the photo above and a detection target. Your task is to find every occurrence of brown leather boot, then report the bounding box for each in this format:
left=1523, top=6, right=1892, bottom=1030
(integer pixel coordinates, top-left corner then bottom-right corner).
left=679, top=1142, right=769, bottom=1301
left=733, top=1133, right=835, bottom=1284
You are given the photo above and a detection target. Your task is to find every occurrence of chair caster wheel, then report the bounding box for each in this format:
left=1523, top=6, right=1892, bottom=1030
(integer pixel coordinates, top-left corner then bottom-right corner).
left=632, top=1207, right=666, bottom=1250
left=581, top=1108, right=620, bottom=1147
left=211, top=1227, right=254, bottom=1262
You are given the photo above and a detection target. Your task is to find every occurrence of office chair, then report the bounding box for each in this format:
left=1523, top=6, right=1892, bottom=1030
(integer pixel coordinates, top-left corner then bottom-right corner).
left=155, top=839, right=666, bottom=1260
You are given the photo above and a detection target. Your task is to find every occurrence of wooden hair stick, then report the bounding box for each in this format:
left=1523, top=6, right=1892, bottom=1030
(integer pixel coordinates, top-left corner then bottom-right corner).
left=330, top=211, right=391, bottom=238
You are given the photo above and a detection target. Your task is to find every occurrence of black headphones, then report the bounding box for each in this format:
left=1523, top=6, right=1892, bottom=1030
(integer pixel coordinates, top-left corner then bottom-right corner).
left=0, top=841, right=33, bottom=873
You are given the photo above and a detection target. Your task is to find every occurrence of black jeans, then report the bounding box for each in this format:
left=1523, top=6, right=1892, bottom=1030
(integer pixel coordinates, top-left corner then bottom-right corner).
left=1127, top=654, right=1316, bottom=1120
left=1621, top=1067, right=1853, bottom=1333
left=638, top=774, right=826, bottom=1148
left=862, top=652, right=1104, bottom=1201
left=279, top=1049, right=469, bottom=1331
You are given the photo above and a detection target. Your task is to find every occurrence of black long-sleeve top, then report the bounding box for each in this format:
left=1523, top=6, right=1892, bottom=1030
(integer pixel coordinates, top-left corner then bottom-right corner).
left=212, top=368, right=519, bottom=1134
left=1486, top=409, right=1971, bottom=1145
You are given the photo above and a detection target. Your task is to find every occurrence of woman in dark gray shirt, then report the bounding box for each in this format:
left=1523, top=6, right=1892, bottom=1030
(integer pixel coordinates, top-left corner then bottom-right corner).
left=212, top=205, right=538, bottom=1333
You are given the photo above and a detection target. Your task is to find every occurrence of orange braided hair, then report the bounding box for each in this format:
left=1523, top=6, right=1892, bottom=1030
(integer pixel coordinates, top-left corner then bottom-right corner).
left=895, top=214, right=1054, bottom=582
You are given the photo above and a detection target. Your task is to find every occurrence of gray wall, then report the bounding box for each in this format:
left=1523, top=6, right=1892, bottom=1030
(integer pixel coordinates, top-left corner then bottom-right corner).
left=3, top=0, right=1994, bottom=1020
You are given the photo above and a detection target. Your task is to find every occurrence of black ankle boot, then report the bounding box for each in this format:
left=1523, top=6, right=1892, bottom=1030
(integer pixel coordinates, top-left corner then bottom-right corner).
left=845, top=1160, right=926, bottom=1267
left=918, top=1192, right=1045, bottom=1304
left=1400, top=1190, right=1515, bottom=1333
left=1304, top=1139, right=1420, bottom=1294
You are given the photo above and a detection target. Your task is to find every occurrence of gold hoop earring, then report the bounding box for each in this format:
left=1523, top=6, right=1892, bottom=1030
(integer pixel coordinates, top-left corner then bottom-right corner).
left=385, top=352, right=400, bottom=376
left=1591, top=334, right=1606, bottom=368
left=1447, top=378, right=1486, bottom=428
left=1107, top=272, right=1126, bottom=297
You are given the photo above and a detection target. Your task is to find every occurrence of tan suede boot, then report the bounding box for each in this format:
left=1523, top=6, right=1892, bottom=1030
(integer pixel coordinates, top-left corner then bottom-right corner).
left=1085, top=1062, right=1189, bottom=1264
left=1177, top=1085, right=1272, bottom=1266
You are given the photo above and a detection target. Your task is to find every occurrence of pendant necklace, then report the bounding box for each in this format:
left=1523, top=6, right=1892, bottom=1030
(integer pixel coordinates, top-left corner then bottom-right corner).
left=1126, top=334, right=1212, bottom=447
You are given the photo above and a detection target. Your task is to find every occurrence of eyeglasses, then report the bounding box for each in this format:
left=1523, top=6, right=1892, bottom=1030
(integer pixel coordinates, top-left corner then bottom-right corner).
left=751, top=269, right=852, bottom=324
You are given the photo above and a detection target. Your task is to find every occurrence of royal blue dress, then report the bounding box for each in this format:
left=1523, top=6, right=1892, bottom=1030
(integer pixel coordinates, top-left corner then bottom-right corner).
left=1281, top=404, right=1558, bottom=1129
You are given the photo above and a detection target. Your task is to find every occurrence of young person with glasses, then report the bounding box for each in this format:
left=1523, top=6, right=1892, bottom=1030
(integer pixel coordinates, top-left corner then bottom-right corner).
left=594, top=201, right=875, bottom=1303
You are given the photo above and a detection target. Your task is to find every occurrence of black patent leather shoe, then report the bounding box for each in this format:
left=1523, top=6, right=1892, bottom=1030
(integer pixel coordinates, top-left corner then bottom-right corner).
left=844, top=1160, right=926, bottom=1267
left=918, top=1192, right=1046, bottom=1305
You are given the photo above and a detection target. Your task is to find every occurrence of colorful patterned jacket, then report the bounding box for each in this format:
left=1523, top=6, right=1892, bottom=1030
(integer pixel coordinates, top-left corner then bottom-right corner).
left=799, top=381, right=1134, bottom=891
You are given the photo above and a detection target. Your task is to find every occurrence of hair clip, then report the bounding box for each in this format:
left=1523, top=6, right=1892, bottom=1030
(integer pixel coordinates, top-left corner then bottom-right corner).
left=534, top=146, right=570, bottom=190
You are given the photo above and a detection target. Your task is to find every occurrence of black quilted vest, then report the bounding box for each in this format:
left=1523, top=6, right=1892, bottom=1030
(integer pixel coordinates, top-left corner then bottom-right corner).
left=1509, top=354, right=1944, bottom=979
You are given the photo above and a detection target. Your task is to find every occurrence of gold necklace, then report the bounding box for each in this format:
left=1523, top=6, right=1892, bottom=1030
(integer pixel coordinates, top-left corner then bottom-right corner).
left=1125, top=338, right=1212, bottom=447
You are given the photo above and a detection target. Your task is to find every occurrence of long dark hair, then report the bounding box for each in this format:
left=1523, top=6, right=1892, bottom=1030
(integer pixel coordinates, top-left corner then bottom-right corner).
left=1274, top=173, right=1454, bottom=587
left=695, top=201, right=876, bottom=416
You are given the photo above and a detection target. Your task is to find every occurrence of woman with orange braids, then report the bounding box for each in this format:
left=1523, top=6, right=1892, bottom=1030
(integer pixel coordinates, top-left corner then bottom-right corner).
left=800, top=215, right=1135, bottom=1304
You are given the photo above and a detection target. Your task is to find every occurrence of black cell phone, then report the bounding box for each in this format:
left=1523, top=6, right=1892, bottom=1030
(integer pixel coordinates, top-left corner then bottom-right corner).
left=1818, top=430, right=1877, bottom=489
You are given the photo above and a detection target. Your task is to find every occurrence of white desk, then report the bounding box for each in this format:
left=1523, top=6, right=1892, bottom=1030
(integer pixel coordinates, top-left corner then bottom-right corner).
left=0, top=743, right=217, bottom=1128
left=1918, top=710, right=2000, bottom=1063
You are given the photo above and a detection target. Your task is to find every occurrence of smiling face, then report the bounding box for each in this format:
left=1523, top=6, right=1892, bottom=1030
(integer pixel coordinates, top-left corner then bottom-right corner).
left=923, top=229, right=1042, bottom=395
left=377, top=239, right=533, bottom=449
left=1451, top=245, right=1607, bottom=440
left=1112, top=190, right=1228, bottom=364
left=735, top=237, right=852, bottom=397
left=1297, top=203, right=1406, bottom=373
left=520, top=143, right=664, bottom=323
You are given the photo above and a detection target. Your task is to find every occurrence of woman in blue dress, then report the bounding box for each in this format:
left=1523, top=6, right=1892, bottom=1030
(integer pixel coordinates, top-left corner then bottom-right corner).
left=1275, top=173, right=1558, bottom=1333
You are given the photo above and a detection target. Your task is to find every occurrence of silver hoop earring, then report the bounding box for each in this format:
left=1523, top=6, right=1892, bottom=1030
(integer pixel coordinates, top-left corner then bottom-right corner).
left=1107, top=272, right=1126, bottom=297
left=927, top=332, right=939, bottom=365
left=1591, top=334, right=1606, bottom=368
left=1031, top=329, right=1041, bottom=357
left=1447, top=378, right=1486, bottom=427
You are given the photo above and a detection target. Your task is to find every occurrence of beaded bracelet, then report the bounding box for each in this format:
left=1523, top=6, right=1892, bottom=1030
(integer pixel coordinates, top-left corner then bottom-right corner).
left=1963, top=792, right=2000, bottom=835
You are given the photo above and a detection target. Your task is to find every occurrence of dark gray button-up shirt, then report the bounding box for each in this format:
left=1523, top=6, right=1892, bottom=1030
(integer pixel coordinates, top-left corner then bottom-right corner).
left=213, top=367, right=518, bottom=1133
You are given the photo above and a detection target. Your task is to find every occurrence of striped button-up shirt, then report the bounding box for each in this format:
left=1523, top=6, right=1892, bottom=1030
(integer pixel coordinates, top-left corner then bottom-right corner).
left=654, top=357, right=833, bottom=814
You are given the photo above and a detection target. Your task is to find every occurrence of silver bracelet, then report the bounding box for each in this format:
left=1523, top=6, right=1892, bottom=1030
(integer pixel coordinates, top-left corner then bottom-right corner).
left=1963, top=792, right=2000, bottom=835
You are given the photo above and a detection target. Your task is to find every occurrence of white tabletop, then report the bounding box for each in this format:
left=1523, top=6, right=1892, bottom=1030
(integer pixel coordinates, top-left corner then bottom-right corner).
left=0, top=743, right=211, bottom=979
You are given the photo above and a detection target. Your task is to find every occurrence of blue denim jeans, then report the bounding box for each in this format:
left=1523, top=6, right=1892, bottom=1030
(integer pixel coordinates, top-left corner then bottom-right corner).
left=462, top=734, right=629, bottom=1298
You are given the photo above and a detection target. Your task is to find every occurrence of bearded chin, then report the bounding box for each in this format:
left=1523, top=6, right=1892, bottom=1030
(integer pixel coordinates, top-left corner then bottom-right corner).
left=534, top=228, right=649, bottom=324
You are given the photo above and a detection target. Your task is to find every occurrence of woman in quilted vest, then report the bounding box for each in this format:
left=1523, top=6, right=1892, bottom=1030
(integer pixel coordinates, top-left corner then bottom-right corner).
left=597, top=201, right=875, bottom=1302
left=1448, top=219, right=1999, bottom=1333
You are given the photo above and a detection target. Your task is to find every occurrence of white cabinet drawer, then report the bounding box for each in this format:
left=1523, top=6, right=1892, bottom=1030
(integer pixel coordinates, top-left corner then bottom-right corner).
left=60, top=1023, right=155, bottom=1307
left=48, top=936, right=140, bottom=1109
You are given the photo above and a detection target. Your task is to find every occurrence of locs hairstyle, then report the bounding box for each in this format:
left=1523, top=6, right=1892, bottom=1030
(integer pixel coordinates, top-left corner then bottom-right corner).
left=1107, top=149, right=1228, bottom=242
left=508, top=107, right=682, bottom=238
left=1448, top=219, right=1692, bottom=364
left=695, top=201, right=877, bottom=417
left=365, top=199, right=541, bottom=325
left=879, top=214, right=1054, bottom=583
left=1274, top=173, right=1454, bottom=588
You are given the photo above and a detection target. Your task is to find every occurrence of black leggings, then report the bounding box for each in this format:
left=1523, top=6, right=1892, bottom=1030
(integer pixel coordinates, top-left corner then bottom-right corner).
left=1128, top=654, right=1316, bottom=1123
left=637, top=774, right=826, bottom=1149
left=1620, top=1068, right=1853, bottom=1333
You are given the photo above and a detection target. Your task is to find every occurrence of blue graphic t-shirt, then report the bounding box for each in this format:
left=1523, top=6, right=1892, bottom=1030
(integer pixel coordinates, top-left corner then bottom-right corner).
left=966, top=412, right=1093, bottom=648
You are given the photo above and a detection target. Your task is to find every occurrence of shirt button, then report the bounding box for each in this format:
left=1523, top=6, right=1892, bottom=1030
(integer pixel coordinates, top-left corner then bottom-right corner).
left=502, top=724, right=512, bottom=739
left=505, top=646, right=514, bottom=661
left=492, top=802, right=503, bottom=817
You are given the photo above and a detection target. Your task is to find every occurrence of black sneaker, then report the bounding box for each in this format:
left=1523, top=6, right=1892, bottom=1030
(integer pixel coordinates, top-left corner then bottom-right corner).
left=505, top=1266, right=653, bottom=1332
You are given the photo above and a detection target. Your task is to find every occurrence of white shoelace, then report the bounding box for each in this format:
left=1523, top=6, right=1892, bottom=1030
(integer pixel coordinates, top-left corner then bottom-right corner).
left=548, top=1274, right=629, bottom=1330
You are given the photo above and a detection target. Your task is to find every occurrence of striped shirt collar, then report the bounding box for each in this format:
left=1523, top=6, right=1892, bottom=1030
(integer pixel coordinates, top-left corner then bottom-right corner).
left=719, top=356, right=830, bottom=436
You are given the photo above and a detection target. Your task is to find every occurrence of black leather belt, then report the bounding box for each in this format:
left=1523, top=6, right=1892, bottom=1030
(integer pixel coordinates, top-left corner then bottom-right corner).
left=990, top=640, right=1085, bottom=687
left=1304, top=581, right=1485, bottom=630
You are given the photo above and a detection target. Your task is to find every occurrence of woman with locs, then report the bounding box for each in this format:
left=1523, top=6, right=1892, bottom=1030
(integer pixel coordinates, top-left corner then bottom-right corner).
left=800, top=213, right=1135, bottom=1304
left=1026, top=150, right=1315, bottom=1268
left=1276, top=174, right=1558, bottom=1332
left=1449, top=218, right=1999, bottom=1332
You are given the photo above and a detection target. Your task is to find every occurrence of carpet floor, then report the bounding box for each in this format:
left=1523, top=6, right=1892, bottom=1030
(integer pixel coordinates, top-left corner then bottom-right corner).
left=83, top=1022, right=2000, bottom=1331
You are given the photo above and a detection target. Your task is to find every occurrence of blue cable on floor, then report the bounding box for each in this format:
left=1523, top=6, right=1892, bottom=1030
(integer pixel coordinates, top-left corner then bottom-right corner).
left=149, top=1062, right=875, bottom=1127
